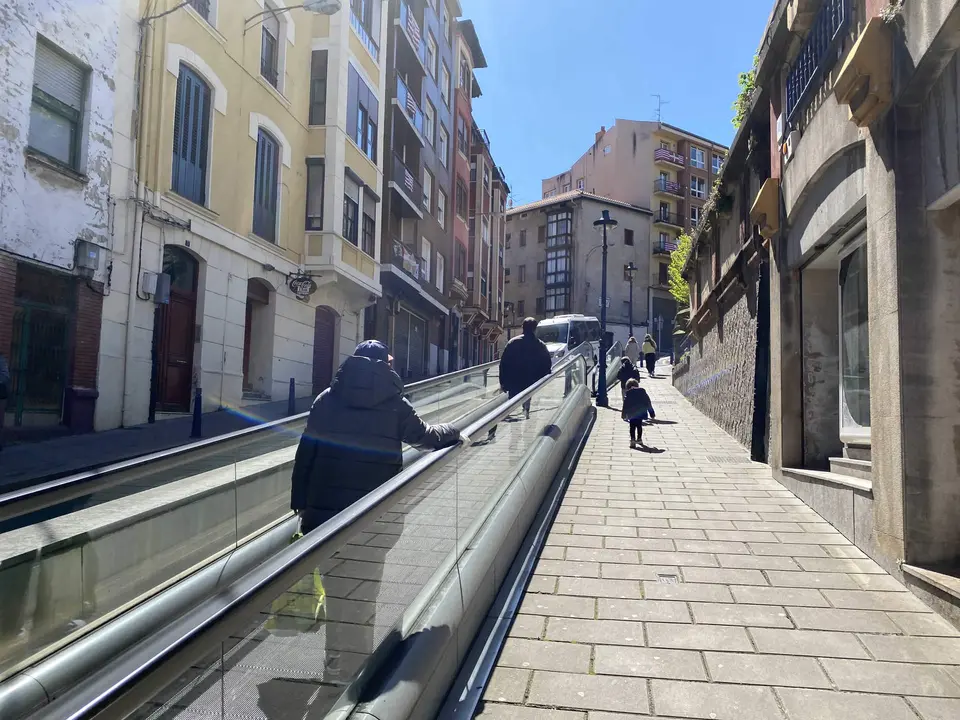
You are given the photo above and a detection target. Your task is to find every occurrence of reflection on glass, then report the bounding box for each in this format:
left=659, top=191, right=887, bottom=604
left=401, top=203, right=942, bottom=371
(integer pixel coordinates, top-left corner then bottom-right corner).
left=840, top=244, right=870, bottom=430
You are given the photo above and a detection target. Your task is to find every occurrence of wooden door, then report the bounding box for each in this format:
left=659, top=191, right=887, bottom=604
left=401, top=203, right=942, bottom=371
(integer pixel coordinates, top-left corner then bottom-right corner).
left=312, top=307, right=337, bottom=395
left=242, top=302, right=253, bottom=390
left=157, top=248, right=198, bottom=412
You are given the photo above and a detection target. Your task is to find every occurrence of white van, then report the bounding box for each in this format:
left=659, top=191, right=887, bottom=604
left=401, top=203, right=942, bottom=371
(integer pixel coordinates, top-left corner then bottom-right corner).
left=535, top=314, right=603, bottom=368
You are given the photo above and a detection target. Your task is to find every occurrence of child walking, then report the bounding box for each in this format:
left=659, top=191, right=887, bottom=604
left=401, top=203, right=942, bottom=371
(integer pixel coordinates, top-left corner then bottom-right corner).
left=622, top=378, right=655, bottom=449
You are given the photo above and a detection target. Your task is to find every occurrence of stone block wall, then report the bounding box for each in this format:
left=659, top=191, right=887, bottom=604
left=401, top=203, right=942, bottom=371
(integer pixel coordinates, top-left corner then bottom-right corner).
left=672, top=280, right=760, bottom=451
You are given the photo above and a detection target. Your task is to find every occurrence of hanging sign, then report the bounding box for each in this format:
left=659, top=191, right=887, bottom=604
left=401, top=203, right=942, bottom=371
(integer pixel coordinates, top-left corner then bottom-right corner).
left=289, top=274, right=318, bottom=299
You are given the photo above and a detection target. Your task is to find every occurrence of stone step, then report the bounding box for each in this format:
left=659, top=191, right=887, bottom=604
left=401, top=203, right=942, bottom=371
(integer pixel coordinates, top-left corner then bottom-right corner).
left=902, top=564, right=960, bottom=630
left=828, top=456, right=872, bottom=480
left=781, top=466, right=872, bottom=493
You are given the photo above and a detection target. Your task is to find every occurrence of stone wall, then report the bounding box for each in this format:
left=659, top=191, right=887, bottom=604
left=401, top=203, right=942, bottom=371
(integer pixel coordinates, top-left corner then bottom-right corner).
left=672, top=280, right=760, bottom=451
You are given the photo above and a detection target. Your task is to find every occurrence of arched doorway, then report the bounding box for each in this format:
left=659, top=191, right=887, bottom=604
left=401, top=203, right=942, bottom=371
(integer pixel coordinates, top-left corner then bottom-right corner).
left=156, top=247, right=198, bottom=412
left=313, top=306, right=338, bottom=395
left=243, top=278, right=275, bottom=396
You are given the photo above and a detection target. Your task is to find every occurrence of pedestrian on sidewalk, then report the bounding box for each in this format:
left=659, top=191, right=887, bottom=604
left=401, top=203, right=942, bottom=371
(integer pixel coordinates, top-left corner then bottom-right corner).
left=623, top=336, right=640, bottom=366
left=622, top=378, right=656, bottom=449
left=0, top=352, right=9, bottom=451
left=617, top=356, right=640, bottom=400
left=487, top=317, right=551, bottom=441
left=287, top=340, right=465, bottom=681
left=641, top=334, right=658, bottom=376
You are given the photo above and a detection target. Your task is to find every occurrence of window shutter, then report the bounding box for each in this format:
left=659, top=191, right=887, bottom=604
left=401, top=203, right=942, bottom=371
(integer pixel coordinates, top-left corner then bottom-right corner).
left=34, top=40, right=85, bottom=110
left=263, top=9, right=280, bottom=42
left=172, top=65, right=210, bottom=205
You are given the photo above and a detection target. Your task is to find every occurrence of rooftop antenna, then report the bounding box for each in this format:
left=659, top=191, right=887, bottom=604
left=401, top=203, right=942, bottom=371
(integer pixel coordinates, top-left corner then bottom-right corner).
left=652, top=94, right=669, bottom=124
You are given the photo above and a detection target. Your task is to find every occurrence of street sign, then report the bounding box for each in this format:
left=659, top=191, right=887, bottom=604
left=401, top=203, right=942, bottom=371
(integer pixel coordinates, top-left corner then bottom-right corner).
left=597, top=296, right=611, bottom=308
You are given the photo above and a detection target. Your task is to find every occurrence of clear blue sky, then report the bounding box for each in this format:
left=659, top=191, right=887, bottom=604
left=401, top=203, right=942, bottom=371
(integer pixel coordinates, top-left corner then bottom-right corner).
left=459, top=0, right=775, bottom=206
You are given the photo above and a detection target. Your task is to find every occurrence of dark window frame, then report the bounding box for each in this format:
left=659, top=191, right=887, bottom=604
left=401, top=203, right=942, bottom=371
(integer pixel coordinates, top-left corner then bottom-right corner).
left=305, top=158, right=324, bottom=231
left=253, top=128, right=281, bottom=243
left=171, top=63, right=212, bottom=206
left=309, top=50, right=328, bottom=125
left=343, top=194, right=359, bottom=245
left=361, top=210, right=375, bottom=256
left=29, top=38, right=88, bottom=171
left=260, top=21, right=280, bottom=87
left=624, top=228, right=634, bottom=246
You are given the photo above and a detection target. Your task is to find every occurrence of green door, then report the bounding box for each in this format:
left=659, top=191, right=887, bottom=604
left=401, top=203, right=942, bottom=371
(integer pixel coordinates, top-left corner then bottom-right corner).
left=10, top=302, right=71, bottom=426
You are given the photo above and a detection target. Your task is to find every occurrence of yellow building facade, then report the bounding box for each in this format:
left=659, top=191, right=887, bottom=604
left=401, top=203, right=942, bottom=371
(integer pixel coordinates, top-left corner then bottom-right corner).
left=97, top=0, right=388, bottom=429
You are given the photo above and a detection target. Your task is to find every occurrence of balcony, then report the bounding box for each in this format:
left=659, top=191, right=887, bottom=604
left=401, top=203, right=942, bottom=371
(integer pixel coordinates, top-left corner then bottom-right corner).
left=785, top=0, right=850, bottom=122
left=303, top=232, right=380, bottom=306
left=653, top=178, right=685, bottom=198
left=351, top=9, right=380, bottom=62
left=392, top=239, right=425, bottom=283
left=653, top=238, right=678, bottom=256
left=653, top=210, right=685, bottom=229
left=394, top=74, right=425, bottom=144
left=450, top=277, right=469, bottom=302
left=397, top=0, right=427, bottom=71
left=388, top=152, right=423, bottom=218
left=654, top=148, right=685, bottom=167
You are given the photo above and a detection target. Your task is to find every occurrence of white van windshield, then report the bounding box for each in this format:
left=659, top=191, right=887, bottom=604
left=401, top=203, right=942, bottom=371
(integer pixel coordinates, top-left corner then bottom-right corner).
left=535, top=323, right=569, bottom=345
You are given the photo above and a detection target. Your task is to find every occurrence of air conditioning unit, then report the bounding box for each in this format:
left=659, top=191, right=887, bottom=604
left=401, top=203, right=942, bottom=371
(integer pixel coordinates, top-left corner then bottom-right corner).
left=785, top=130, right=801, bottom=161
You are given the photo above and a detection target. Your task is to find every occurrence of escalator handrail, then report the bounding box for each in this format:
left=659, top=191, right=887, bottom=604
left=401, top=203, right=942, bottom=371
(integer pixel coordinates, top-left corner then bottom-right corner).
left=26, top=351, right=589, bottom=720
left=0, top=360, right=498, bottom=524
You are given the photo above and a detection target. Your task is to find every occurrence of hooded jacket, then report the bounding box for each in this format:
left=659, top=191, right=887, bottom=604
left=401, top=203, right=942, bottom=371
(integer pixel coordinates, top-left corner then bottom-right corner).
left=624, top=338, right=640, bottom=365
left=642, top=335, right=657, bottom=355
left=622, top=386, right=655, bottom=422
left=290, top=355, right=459, bottom=530
left=499, top=332, right=552, bottom=395
left=617, top=357, right=640, bottom=390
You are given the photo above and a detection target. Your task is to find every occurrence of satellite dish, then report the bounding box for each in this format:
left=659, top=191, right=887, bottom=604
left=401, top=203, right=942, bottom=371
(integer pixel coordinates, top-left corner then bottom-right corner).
left=303, top=0, right=342, bottom=15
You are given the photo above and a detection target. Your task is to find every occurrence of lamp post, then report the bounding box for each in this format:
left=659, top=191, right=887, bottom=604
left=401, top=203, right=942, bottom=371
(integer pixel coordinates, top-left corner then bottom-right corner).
left=624, top=261, right=638, bottom=338
left=593, top=209, right=618, bottom=408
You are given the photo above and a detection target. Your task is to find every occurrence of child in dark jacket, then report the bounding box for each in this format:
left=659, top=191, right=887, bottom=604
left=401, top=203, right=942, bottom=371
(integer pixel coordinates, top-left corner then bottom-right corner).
left=617, top=357, right=641, bottom=397
left=621, top=378, right=655, bottom=448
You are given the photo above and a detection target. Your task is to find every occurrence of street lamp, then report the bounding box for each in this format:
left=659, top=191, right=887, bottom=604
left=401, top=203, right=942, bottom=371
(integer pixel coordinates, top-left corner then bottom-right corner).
left=593, top=209, right=618, bottom=408
left=244, top=0, right=341, bottom=32
left=624, top=261, right=638, bottom=338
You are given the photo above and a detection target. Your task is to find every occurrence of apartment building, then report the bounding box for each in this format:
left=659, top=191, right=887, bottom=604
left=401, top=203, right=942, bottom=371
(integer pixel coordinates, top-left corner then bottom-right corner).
left=503, top=192, right=652, bottom=348
left=97, top=0, right=387, bottom=430
left=0, top=0, right=120, bottom=440
left=542, top=120, right=727, bottom=354
left=674, top=0, right=960, bottom=624
left=369, top=0, right=459, bottom=380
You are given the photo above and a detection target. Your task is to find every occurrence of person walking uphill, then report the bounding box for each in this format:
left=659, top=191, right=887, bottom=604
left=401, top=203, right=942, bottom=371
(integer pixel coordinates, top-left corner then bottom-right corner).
left=617, top=356, right=640, bottom=398
left=622, top=378, right=655, bottom=449
left=488, top=317, right=552, bottom=441
left=642, top=334, right=658, bottom=376
left=624, top=336, right=640, bottom=366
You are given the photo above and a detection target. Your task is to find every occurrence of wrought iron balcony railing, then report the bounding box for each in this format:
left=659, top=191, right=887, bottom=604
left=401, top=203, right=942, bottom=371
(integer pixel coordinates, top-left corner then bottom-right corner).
left=653, top=178, right=684, bottom=196
left=786, top=0, right=850, bottom=121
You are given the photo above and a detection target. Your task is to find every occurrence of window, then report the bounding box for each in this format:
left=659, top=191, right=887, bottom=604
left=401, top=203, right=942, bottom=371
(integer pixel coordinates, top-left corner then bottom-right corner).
left=261, top=7, right=280, bottom=88
left=538, top=225, right=546, bottom=243
left=659, top=231, right=671, bottom=245
left=348, top=64, right=378, bottom=161
left=690, top=205, right=701, bottom=226
left=187, top=0, right=211, bottom=21
left=436, top=252, right=444, bottom=293
left=252, top=130, right=280, bottom=242
left=537, top=261, right=545, bottom=280
left=309, top=50, right=327, bottom=125
left=840, top=243, right=870, bottom=431
left=361, top=209, right=375, bottom=256
left=546, top=211, right=572, bottom=247
left=455, top=176, right=467, bottom=218
left=437, top=125, right=449, bottom=168
left=442, top=4, right=451, bottom=43
left=424, top=98, right=436, bottom=145
left=350, top=0, right=380, bottom=58
left=306, top=159, right=324, bottom=230
left=343, top=194, right=359, bottom=244
left=624, top=228, right=634, bottom=246
left=437, top=189, right=447, bottom=228
left=440, top=62, right=451, bottom=106
left=426, top=32, right=438, bottom=79
left=455, top=243, right=466, bottom=280
left=505, top=232, right=512, bottom=249
left=483, top=165, right=490, bottom=190
left=518, top=265, right=526, bottom=283
left=603, top=145, right=611, bottom=154
left=536, top=297, right=545, bottom=315
left=691, top=176, right=706, bottom=199
left=546, top=287, right=569, bottom=313
left=659, top=262, right=669, bottom=285
left=481, top=217, right=490, bottom=245
left=660, top=140, right=670, bottom=150
left=423, top=168, right=433, bottom=212
left=562, top=183, right=571, bottom=192
left=546, top=248, right=571, bottom=286
left=505, top=267, right=511, bottom=277
left=517, top=300, right=525, bottom=316
left=712, top=153, right=724, bottom=174
left=690, top=146, right=705, bottom=169
left=457, top=114, right=468, bottom=155
left=422, top=238, right=432, bottom=283
left=519, top=229, right=527, bottom=247
left=459, top=54, right=470, bottom=91
left=29, top=38, right=88, bottom=170
left=171, top=64, right=211, bottom=205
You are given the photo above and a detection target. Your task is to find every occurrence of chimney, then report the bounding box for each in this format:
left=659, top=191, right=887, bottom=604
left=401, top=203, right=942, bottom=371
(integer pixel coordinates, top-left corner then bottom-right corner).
left=595, top=125, right=606, bottom=144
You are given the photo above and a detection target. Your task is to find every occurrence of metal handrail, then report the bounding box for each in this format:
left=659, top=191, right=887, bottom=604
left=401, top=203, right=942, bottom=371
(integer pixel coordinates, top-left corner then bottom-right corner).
left=23, top=350, right=589, bottom=720
left=0, top=361, right=497, bottom=524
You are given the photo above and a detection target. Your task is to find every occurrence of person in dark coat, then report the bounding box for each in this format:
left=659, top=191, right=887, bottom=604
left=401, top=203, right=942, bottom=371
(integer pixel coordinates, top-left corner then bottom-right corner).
left=487, top=317, right=552, bottom=440
left=291, top=340, right=462, bottom=533
left=622, top=378, right=656, bottom=449
left=617, top=356, right=641, bottom=397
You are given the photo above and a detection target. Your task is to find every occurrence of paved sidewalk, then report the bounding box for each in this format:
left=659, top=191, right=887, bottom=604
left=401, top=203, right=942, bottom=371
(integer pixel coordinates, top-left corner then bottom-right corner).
left=0, top=395, right=315, bottom=491
left=476, top=368, right=960, bottom=720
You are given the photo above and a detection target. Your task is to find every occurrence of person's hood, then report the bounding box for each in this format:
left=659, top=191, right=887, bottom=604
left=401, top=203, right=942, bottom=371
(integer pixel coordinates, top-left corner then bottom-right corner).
left=329, top=355, right=403, bottom=408
left=627, top=338, right=638, bottom=345
left=620, top=357, right=632, bottom=367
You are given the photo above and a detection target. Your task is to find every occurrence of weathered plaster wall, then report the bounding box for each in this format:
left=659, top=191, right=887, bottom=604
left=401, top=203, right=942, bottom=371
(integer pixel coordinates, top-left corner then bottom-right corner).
left=0, top=0, right=118, bottom=276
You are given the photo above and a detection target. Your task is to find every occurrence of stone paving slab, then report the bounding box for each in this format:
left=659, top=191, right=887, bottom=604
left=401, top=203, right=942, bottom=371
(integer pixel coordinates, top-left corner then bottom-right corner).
left=477, top=367, right=960, bottom=719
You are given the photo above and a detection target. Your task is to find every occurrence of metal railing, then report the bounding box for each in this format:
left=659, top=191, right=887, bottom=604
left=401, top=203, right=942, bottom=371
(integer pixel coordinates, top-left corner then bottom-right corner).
left=654, top=238, right=678, bottom=255
left=786, top=0, right=850, bottom=122
left=398, top=0, right=426, bottom=67
left=654, top=147, right=685, bottom=166
left=391, top=151, right=423, bottom=206
left=653, top=209, right=685, bottom=227
left=395, top=73, right=424, bottom=137
left=14, top=350, right=591, bottom=720
left=653, top=178, right=684, bottom=196
left=350, top=9, right=380, bottom=61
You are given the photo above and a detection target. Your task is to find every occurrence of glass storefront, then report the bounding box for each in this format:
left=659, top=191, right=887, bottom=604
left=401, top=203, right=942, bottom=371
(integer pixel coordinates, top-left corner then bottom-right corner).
left=839, top=242, right=870, bottom=438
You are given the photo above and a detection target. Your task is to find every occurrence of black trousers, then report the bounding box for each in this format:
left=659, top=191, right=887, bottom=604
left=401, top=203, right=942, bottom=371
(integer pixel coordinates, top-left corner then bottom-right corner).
left=629, top=419, right=643, bottom=443
left=644, top=353, right=656, bottom=374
